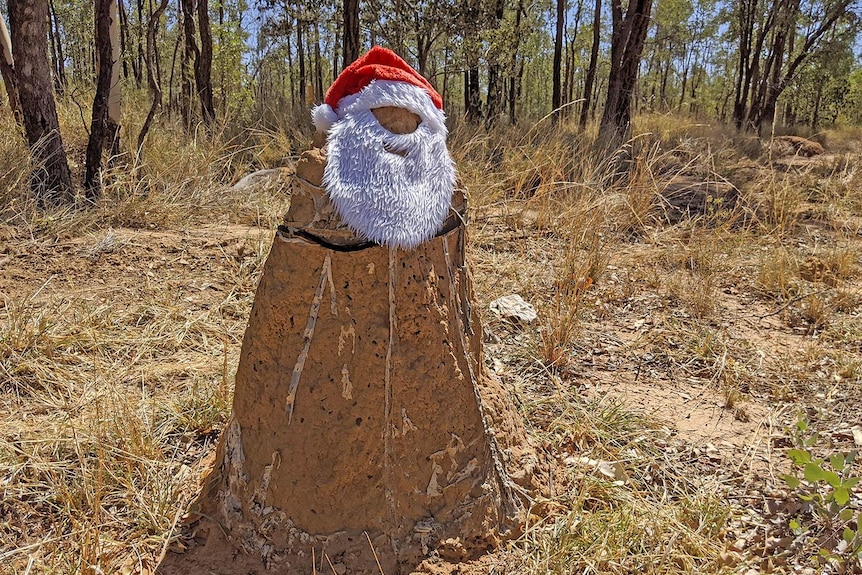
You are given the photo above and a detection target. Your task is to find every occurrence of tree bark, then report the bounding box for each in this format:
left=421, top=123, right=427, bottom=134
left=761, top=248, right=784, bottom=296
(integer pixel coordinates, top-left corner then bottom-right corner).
left=507, top=0, right=524, bottom=124
left=342, top=0, right=359, bottom=68
left=600, top=0, right=653, bottom=142
left=180, top=0, right=198, bottom=127
left=137, top=0, right=170, bottom=159
left=136, top=0, right=144, bottom=85
left=579, top=0, right=601, bottom=128
left=196, top=0, right=215, bottom=124
left=464, top=67, right=482, bottom=122
left=552, top=0, right=565, bottom=118
left=8, top=0, right=73, bottom=205
left=117, top=0, right=130, bottom=79
left=84, top=0, right=116, bottom=199
left=107, top=0, right=122, bottom=159
left=47, top=0, right=65, bottom=93
left=313, top=19, right=323, bottom=102
left=49, top=0, right=66, bottom=89
left=297, top=16, right=305, bottom=106
left=0, top=9, right=21, bottom=122
left=485, top=0, right=506, bottom=125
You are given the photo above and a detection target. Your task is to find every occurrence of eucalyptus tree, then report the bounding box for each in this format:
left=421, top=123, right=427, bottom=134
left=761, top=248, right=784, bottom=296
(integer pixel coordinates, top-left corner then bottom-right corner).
left=7, top=0, right=73, bottom=205
left=0, top=8, right=20, bottom=120
left=579, top=0, right=601, bottom=127
left=732, top=0, right=859, bottom=132
left=600, top=0, right=654, bottom=140
left=84, top=0, right=121, bottom=198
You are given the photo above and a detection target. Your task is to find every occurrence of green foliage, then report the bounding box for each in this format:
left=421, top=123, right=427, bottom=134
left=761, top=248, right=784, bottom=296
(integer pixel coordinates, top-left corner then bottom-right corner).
left=781, top=414, right=862, bottom=568
left=843, top=68, right=862, bottom=126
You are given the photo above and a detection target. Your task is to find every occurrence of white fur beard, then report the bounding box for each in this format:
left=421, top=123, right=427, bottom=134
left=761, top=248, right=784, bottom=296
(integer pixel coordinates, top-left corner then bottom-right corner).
left=323, top=109, right=455, bottom=249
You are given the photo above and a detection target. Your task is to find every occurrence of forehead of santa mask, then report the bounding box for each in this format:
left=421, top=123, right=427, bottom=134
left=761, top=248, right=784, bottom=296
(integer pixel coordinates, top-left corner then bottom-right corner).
left=337, top=80, right=447, bottom=135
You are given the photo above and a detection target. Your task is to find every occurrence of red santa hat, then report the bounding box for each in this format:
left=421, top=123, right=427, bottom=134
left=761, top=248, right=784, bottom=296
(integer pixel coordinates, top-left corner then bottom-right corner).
left=312, top=46, right=446, bottom=134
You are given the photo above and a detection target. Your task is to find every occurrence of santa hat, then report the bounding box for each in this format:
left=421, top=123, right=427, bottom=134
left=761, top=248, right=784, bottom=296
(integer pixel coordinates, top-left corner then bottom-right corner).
left=312, top=46, right=446, bottom=134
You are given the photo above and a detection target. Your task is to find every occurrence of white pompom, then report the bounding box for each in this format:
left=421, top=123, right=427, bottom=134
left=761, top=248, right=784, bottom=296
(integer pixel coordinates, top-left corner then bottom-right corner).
left=311, top=104, right=339, bottom=133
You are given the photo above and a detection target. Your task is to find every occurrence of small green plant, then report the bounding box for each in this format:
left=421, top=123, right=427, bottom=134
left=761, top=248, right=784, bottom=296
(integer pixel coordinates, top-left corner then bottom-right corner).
left=781, top=414, right=862, bottom=567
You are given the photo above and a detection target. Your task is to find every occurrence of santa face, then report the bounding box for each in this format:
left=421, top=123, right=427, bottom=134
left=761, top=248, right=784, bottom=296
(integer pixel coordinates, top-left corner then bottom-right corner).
left=321, top=81, right=456, bottom=250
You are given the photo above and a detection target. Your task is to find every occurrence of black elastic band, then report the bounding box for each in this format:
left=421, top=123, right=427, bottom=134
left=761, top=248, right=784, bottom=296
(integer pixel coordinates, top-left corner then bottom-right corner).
left=278, top=226, right=377, bottom=252
left=278, top=206, right=467, bottom=253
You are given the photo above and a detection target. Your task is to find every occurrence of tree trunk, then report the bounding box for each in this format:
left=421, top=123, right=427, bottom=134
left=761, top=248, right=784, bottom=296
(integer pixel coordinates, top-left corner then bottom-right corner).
left=107, top=0, right=122, bottom=159
left=46, top=0, right=62, bottom=92
left=579, top=0, right=601, bottom=128
left=563, top=1, right=581, bottom=113
left=196, top=0, right=215, bottom=124
left=465, top=67, right=482, bottom=122
left=484, top=0, right=505, bottom=126
left=136, top=0, right=144, bottom=85
left=732, top=0, right=756, bottom=129
left=180, top=0, right=199, bottom=127
left=137, top=0, right=170, bottom=159
left=84, top=0, right=116, bottom=199
left=168, top=14, right=181, bottom=118
left=313, top=19, right=323, bottom=102
left=49, top=0, right=66, bottom=90
left=297, top=17, right=305, bottom=106
left=508, top=0, right=524, bottom=125
left=748, top=0, right=848, bottom=133
left=117, top=0, right=130, bottom=79
left=8, top=0, right=73, bottom=205
left=342, top=0, right=359, bottom=68
left=600, top=0, right=653, bottom=142
left=552, top=0, right=565, bottom=118
left=0, top=9, right=21, bottom=122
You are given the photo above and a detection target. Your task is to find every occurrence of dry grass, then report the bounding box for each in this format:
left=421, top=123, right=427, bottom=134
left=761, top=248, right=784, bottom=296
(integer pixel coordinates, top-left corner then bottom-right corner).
left=3, top=103, right=862, bottom=574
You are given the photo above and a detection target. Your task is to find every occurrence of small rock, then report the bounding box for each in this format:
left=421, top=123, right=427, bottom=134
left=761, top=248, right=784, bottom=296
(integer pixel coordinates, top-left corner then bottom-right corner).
left=489, top=294, right=537, bottom=323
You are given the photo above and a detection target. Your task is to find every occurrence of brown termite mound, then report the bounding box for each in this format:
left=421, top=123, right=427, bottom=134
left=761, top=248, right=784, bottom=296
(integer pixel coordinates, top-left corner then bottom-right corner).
left=158, top=48, right=540, bottom=575
left=158, top=143, right=540, bottom=575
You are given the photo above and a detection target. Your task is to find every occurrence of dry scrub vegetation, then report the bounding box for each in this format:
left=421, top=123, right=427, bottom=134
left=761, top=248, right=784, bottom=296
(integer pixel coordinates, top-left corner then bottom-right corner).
left=1, top=102, right=861, bottom=575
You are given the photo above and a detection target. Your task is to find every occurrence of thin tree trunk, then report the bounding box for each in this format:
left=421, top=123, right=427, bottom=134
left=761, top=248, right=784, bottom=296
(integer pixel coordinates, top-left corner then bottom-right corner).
left=485, top=0, right=505, bottom=125
left=508, top=0, right=524, bottom=124
left=563, top=1, right=581, bottom=113
left=0, top=9, right=21, bottom=122
left=9, top=0, right=73, bottom=205
left=84, top=0, right=116, bottom=198
left=49, top=0, right=66, bottom=90
left=552, top=0, right=565, bottom=118
left=600, top=0, right=653, bottom=142
left=196, top=0, right=215, bottom=124
left=180, top=0, right=198, bottom=127
left=168, top=12, right=181, bottom=118
left=579, top=0, right=600, bottom=128
left=107, top=0, right=122, bottom=159
left=342, top=0, right=359, bottom=67
left=297, top=17, right=305, bottom=105
left=313, top=19, right=323, bottom=102
left=287, top=27, right=295, bottom=108
left=137, top=0, right=169, bottom=158
left=136, top=0, right=144, bottom=85
left=442, top=41, right=450, bottom=108
left=465, top=67, right=481, bottom=122
left=118, top=0, right=131, bottom=79
left=47, top=0, right=61, bottom=92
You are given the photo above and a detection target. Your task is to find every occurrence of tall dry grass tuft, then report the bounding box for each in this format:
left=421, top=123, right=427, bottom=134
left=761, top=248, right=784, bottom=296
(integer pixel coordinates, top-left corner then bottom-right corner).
left=0, top=246, right=260, bottom=572
left=1, top=90, right=299, bottom=236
